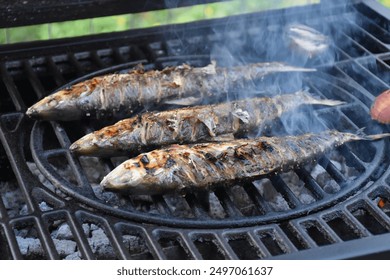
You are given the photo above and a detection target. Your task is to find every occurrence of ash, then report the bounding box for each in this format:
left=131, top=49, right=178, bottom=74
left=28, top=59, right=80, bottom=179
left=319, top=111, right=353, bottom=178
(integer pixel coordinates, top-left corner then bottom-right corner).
left=253, top=179, right=290, bottom=211
left=252, top=152, right=359, bottom=211
left=14, top=219, right=150, bottom=259
left=0, top=181, right=28, bottom=218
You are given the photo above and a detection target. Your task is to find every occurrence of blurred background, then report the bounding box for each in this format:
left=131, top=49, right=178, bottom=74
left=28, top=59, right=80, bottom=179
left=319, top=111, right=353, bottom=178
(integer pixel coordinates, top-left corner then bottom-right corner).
left=1, top=0, right=389, bottom=44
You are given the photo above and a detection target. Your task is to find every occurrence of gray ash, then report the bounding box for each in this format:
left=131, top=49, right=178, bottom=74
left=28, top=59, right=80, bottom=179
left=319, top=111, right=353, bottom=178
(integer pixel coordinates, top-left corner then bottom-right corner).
left=1, top=181, right=28, bottom=218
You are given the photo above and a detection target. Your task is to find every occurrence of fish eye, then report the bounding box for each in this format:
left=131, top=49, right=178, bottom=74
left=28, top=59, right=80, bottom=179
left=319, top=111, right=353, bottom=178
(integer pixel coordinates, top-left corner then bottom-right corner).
left=48, top=99, right=58, bottom=107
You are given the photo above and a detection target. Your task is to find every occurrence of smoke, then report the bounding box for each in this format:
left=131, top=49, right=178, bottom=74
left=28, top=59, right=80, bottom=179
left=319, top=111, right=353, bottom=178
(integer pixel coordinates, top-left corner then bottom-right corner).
left=162, top=1, right=357, bottom=136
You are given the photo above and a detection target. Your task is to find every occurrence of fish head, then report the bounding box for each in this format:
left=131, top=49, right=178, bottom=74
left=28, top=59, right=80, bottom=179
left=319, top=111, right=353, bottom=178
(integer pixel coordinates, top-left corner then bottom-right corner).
left=26, top=78, right=102, bottom=121
left=70, top=119, right=138, bottom=156
left=101, top=150, right=183, bottom=195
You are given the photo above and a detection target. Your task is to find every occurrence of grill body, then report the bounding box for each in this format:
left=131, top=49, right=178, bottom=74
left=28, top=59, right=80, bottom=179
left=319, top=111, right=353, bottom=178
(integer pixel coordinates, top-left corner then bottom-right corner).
left=0, top=0, right=390, bottom=260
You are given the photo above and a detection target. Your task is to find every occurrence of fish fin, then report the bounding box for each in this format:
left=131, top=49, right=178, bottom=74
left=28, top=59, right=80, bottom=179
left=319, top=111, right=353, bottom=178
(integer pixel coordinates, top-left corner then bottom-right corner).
left=164, top=96, right=201, bottom=106
left=213, top=133, right=235, bottom=141
left=128, top=63, right=145, bottom=74
left=297, top=89, right=345, bottom=107
left=197, top=114, right=217, bottom=137
left=193, top=61, right=217, bottom=75
left=352, top=128, right=390, bottom=141
left=232, top=108, right=250, bottom=123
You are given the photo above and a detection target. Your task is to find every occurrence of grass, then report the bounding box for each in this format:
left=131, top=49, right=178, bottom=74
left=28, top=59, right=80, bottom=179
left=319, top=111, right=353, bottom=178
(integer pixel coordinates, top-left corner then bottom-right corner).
left=0, top=0, right=389, bottom=44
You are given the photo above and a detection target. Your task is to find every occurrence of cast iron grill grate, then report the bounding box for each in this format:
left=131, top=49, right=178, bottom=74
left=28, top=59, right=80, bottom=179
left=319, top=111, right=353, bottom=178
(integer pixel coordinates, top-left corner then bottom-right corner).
left=0, top=2, right=390, bottom=259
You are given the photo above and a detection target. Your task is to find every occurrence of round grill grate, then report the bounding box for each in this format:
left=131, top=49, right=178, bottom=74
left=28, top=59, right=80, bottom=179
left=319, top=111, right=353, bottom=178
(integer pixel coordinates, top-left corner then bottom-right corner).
left=29, top=56, right=389, bottom=229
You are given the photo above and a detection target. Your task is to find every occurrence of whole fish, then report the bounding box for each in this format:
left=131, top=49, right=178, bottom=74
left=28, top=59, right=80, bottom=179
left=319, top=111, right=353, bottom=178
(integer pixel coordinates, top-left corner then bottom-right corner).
left=100, top=130, right=390, bottom=195
left=286, top=24, right=330, bottom=57
left=70, top=91, right=344, bottom=156
left=26, top=62, right=315, bottom=121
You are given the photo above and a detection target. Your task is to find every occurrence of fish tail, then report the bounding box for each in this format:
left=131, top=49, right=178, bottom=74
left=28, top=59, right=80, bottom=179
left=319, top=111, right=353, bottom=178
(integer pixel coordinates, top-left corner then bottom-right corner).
left=276, top=65, right=317, bottom=73
left=364, top=133, right=390, bottom=141
left=298, top=89, right=345, bottom=107
left=354, top=127, right=390, bottom=141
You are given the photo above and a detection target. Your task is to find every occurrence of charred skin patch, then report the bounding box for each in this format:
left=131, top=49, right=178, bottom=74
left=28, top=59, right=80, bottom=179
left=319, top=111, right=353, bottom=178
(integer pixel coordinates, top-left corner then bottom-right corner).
left=204, top=152, right=217, bottom=162
left=123, top=161, right=136, bottom=170
left=97, top=119, right=135, bottom=139
left=140, top=155, right=149, bottom=164
left=165, top=157, right=176, bottom=168
left=234, top=146, right=250, bottom=160
left=182, top=151, right=190, bottom=159
left=63, top=77, right=101, bottom=96
left=258, top=141, right=274, bottom=152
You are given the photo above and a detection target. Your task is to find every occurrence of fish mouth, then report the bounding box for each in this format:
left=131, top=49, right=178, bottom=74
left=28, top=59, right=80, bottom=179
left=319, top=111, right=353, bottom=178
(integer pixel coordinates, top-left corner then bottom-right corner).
left=70, top=134, right=127, bottom=157
left=26, top=106, right=40, bottom=119
left=69, top=136, right=99, bottom=156
left=100, top=161, right=147, bottom=193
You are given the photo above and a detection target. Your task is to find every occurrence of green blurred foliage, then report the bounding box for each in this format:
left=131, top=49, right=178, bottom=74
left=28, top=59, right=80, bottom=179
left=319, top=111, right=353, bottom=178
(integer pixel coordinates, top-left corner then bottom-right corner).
left=0, top=0, right=389, bottom=45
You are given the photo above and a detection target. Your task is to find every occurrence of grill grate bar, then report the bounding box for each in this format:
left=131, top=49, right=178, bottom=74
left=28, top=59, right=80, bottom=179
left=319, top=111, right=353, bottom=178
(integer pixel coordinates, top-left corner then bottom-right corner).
left=214, top=233, right=239, bottom=260
left=362, top=198, right=390, bottom=231
left=340, top=209, right=372, bottom=238
left=0, top=64, right=25, bottom=111
left=24, top=61, right=47, bottom=100
left=243, top=182, right=272, bottom=214
left=359, top=56, right=390, bottom=87
left=151, top=195, right=174, bottom=216
left=180, top=233, right=204, bottom=260
left=316, top=218, right=343, bottom=243
left=295, top=168, right=327, bottom=200
left=111, top=47, right=127, bottom=64
left=47, top=122, right=97, bottom=196
left=354, top=10, right=390, bottom=44
left=336, top=60, right=389, bottom=97
left=33, top=216, right=61, bottom=260
left=270, top=175, right=301, bottom=209
left=343, top=16, right=390, bottom=53
left=45, top=57, right=66, bottom=86
left=67, top=53, right=87, bottom=76
left=318, top=157, right=346, bottom=184
left=184, top=193, right=212, bottom=219
left=246, top=230, right=272, bottom=259
left=289, top=220, right=319, bottom=249
left=213, top=188, right=243, bottom=218
left=0, top=222, right=23, bottom=259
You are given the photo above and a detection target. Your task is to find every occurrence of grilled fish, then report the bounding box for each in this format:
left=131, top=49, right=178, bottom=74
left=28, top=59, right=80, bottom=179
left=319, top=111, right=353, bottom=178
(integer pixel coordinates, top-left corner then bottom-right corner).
left=100, top=130, right=390, bottom=195
left=70, top=91, right=344, bottom=156
left=286, top=24, right=330, bottom=57
left=26, top=62, right=315, bottom=121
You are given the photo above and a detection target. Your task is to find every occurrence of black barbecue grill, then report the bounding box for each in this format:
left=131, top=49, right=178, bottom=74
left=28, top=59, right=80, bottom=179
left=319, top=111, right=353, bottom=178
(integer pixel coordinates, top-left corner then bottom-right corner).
left=1, top=0, right=390, bottom=260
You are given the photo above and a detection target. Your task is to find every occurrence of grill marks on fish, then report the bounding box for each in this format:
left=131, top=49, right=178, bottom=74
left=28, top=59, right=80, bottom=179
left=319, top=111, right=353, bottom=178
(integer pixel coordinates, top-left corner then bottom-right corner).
left=26, top=62, right=315, bottom=121
left=100, top=130, right=390, bottom=195
left=70, top=91, right=344, bottom=156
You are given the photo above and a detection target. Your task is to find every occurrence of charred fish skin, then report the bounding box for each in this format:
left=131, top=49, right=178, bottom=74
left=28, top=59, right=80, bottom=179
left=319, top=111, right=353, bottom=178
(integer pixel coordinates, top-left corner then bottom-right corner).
left=70, top=91, right=344, bottom=156
left=26, top=62, right=315, bottom=121
left=100, top=130, right=389, bottom=195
